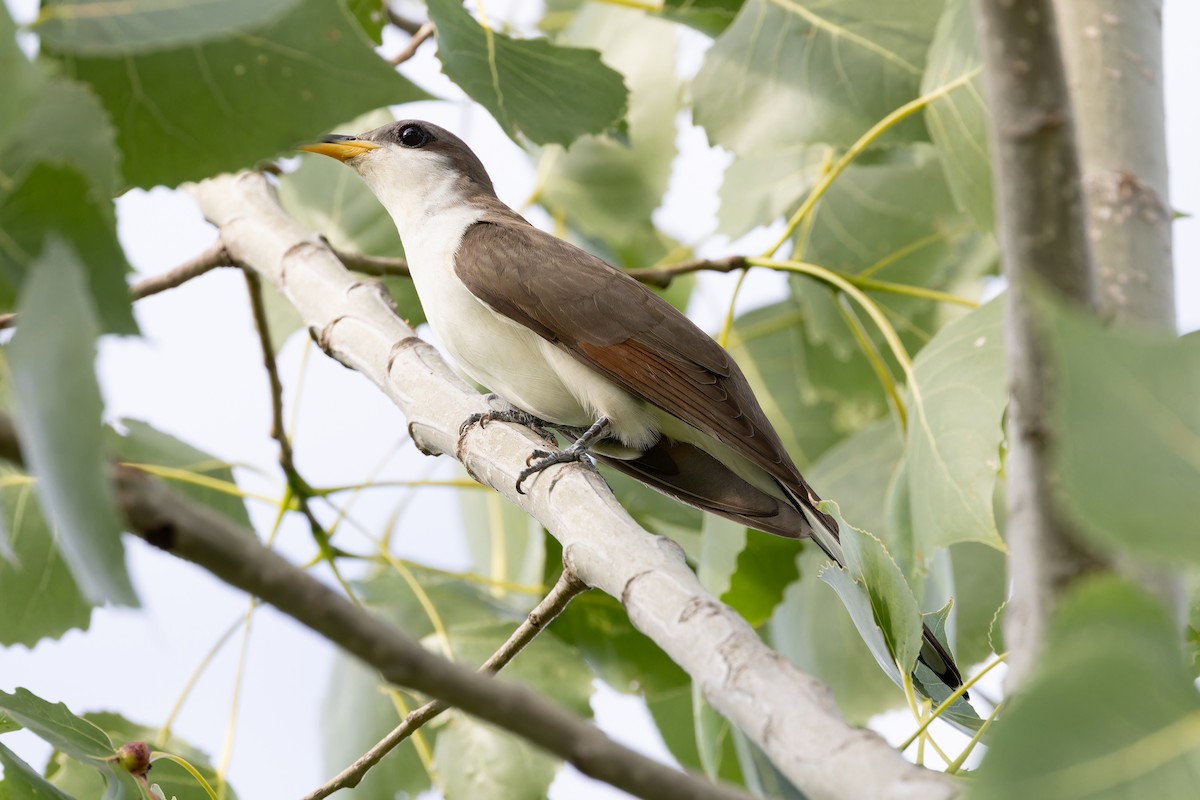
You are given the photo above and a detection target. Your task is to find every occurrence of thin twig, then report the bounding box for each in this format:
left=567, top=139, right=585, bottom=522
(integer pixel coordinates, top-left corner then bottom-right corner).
left=0, top=241, right=234, bottom=331
left=390, top=21, right=434, bottom=66
left=131, top=241, right=235, bottom=299
left=303, top=569, right=589, bottom=800
left=625, top=255, right=745, bottom=288
left=332, top=247, right=409, bottom=277
left=243, top=272, right=343, bottom=574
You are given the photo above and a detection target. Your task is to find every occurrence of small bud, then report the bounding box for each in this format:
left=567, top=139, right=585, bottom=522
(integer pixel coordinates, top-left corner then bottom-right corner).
left=115, top=741, right=152, bottom=777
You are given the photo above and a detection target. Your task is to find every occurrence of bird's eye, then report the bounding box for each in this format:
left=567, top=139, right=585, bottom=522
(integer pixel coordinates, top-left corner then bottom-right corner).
left=398, top=125, right=429, bottom=148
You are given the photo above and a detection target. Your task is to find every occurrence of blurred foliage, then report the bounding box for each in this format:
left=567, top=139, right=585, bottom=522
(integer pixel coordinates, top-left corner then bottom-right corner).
left=0, top=0, right=1192, bottom=798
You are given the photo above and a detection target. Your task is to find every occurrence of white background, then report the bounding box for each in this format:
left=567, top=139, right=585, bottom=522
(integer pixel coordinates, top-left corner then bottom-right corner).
left=2, top=1, right=1197, bottom=798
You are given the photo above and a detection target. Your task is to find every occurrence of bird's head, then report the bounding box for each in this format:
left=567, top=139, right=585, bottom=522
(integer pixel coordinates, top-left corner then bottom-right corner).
left=299, top=120, right=498, bottom=234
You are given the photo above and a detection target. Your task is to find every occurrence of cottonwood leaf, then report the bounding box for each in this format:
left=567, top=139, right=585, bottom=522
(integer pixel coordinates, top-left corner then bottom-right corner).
left=1050, top=303, right=1200, bottom=564
left=922, top=0, right=993, bottom=229
left=694, top=0, right=942, bottom=155
left=427, top=0, right=627, bottom=146
left=0, top=474, right=93, bottom=646
left=8, top=241, right=134, bottom=606
left=43, top=0, right=426, bottom=187
left=900, top=298, right=1006, bottom=561
left=973, top=578, right=1200, bottom=799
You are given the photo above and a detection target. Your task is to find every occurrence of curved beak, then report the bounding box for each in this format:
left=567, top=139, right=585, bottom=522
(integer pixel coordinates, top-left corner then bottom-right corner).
left=298, top=134, right=381, bottom=162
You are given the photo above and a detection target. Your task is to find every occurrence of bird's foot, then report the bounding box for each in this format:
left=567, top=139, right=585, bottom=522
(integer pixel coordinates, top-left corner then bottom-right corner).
left=515, top=417, right=611, bottom=495
left=459, top=401, right=556, bottom=444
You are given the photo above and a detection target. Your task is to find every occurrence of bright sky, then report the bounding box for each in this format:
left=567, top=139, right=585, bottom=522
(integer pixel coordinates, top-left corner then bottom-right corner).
left=2, top=2, right=1197, bottom=799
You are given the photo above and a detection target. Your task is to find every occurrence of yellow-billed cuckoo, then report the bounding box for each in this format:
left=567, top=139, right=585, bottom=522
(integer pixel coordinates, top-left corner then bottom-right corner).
left=300, top=120, right=963, bottom=691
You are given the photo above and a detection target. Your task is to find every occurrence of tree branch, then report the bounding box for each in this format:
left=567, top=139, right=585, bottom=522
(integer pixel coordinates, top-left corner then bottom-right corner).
left=0, top=241, right=233, bottom=331
left=304, top=568, right=589, bottom=800
left=0, top=416, right=746, bottom=800
left=390, top=21, right=434, bottom=66
left=187, top=170, right=960, bottom=800
left=130, top=241, right=235, bottom=301
left=973, top=0, right=1109, bottom=684
left=1052, top=0, right=1174, bottom=328
left=1051, top=0, right=1183, bottom=619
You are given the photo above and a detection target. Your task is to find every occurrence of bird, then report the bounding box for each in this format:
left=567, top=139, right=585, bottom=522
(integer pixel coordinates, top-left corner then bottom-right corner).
left=300, top=119, right=964, bottom=692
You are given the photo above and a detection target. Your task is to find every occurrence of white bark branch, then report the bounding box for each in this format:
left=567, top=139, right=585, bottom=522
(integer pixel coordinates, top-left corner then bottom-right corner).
left=1053, top=0, right=1174, bottom=328
left=973, top=0, right=1110, bottom=685
left=188, top=171, right=959, bottom=800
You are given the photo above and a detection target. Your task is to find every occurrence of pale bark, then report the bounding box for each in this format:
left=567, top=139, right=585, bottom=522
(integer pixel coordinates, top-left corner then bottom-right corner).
left=187, top=171, right=960, bottom=800
left=1053, top=0, right=1183, bottom=618
left=1053, top=0, right=1174, bottom=328
left=973, top=0, right=1108, bottom=684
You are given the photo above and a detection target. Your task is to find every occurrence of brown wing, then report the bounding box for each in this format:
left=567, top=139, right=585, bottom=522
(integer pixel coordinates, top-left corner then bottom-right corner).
left=455, top=218, right=813, bottom=496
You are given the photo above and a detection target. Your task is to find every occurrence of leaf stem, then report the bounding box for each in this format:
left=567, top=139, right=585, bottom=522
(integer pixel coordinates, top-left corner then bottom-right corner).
left=746, top=257, right=914, bottom=375
left=898, top=651, right=1008, bottom=752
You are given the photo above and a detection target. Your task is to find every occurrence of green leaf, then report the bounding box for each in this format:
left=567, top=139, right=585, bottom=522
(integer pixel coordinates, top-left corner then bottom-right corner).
left=716, top=144, right=831, bottom=238
left=694, top=0, right=943, bottom=156
left=808, top=418, right=903, bottom=541
left=426, top=0, right=628, bottom=146
left=0, top=688, right=112, bottom=763
left=322, top=656, right=432, bottom=800
left=725, top=300, right=845, bottom=470
left=35, top=0, right=300, bottom=54
left=643, top=683, right=736, bottom=783
left=537, top=6, right=680, bottom=246
left=327, top=568, right=593, bottom=799
left=771, top=547, right=906, bottom=723
left=1050, top=305, right=1200, bottom=564
left=819, top=565, right=906, bottom=686
left=900, top=298, right=1007, bottom=560
left=921, top=0, right=992, bottom=229
left=347, top=0, right=387, bottom=44
left=0, top=165, right=133, bottom=334
left=697, top=514, right=745, bottom=598
left=721, top=533, right=802, bottom=628
left=692, top=684, right=745, bottom=784
left=458, top=475, right=545, bottom=603
left=8, top=240, right=135, bottom=606
left=947, top=541, right=1006, bottom=666
left=798, top=145, right=993, bottom=333
left=0, top=742, right=75, bottom=800
left=43, top=0, right=427, bottom=187
left=435, top=713, right=557, bottom=800
left=0, top=473, right=93, bottom=646
left=833, top=504, right=923, bottom=676
left=973, top=578, right=1200, bottom=800
left=909, top=601, right=980, bottom=730
left=0, top=8, right=134, bottom=334
left=549, top=589, right=687, bottom=695
left=106, top=418, right=252, bottom=530
left=661, top=0, right=744, bottom=36
left=46, top=712, right=236, bottom=800
left=281, top=109, right=426, bottom=335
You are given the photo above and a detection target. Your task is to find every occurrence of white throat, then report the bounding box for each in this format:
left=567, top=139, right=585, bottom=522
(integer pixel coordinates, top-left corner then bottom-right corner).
left=354, top=152, right=486, bottom=251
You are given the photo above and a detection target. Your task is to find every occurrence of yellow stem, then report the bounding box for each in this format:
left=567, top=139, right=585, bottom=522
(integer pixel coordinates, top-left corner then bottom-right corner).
left=898, top=651, right=1008, bottom=751
left=746, top=257, right=914, bottom=375
left=835, top=296, right=907, bottom=430
left=717, top=268, right=750, bottom=348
